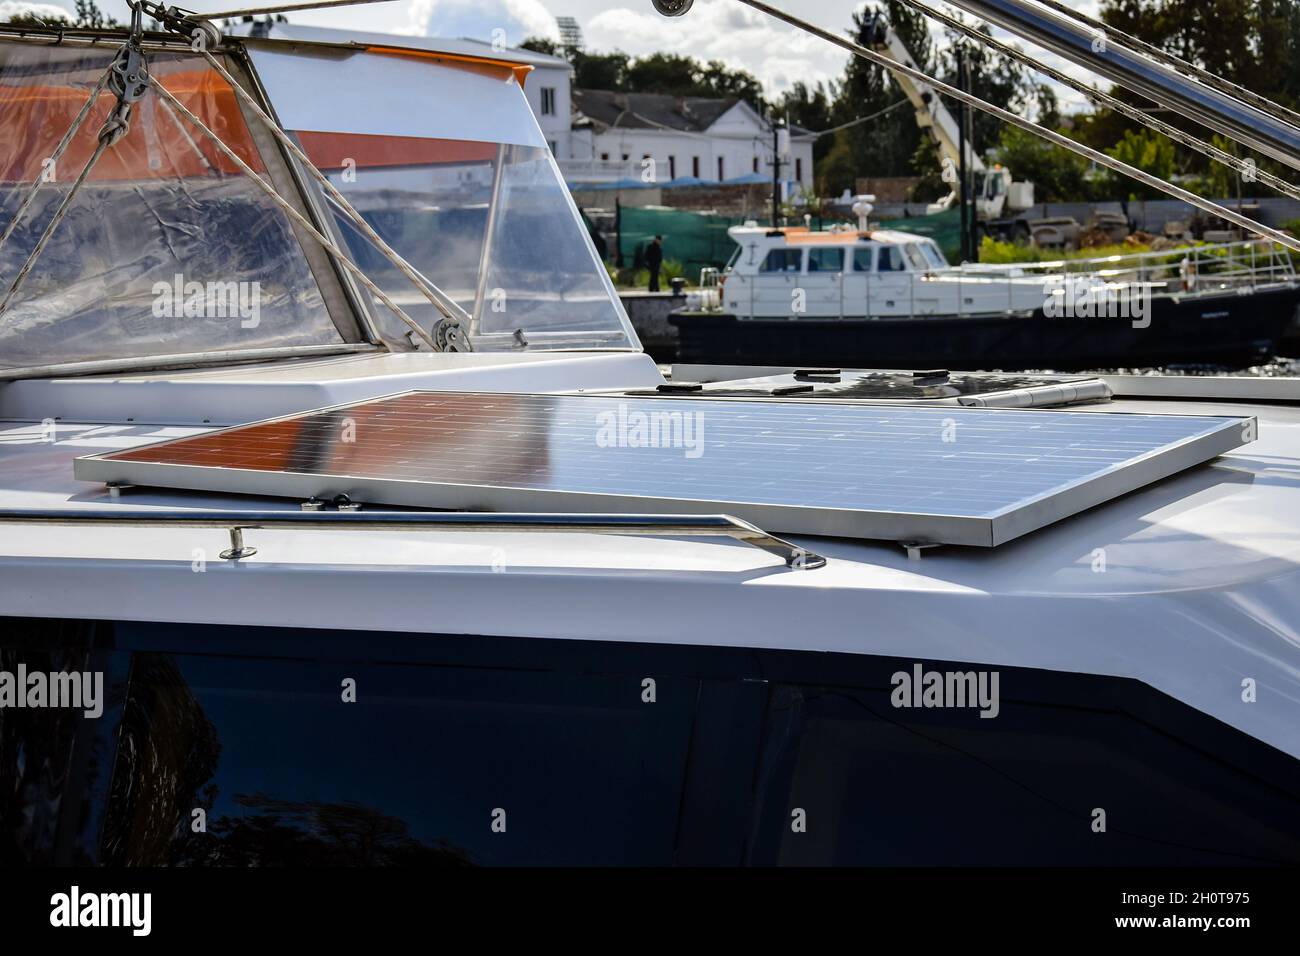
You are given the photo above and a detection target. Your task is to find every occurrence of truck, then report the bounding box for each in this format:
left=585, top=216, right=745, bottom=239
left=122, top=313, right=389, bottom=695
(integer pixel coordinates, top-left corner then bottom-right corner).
left=862, top=11, right=1101, bottom=248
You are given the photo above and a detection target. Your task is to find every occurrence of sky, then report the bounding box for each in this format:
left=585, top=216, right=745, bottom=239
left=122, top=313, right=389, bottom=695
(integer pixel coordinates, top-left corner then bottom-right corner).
left=2, top=0, right=1107, bottom=112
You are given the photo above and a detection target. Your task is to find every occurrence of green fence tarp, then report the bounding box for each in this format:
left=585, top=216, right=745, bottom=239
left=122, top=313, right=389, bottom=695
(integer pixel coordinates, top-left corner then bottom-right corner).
left=880, top=208, right=963, bottom=262
left=616, top=206, right=963, bottom=281
left=617, top=205, right=746, bottom=283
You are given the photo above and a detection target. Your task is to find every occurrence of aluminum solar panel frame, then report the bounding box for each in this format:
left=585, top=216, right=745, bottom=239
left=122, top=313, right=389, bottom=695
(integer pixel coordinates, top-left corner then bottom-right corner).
left=73, top=391, right=1254, bottom=547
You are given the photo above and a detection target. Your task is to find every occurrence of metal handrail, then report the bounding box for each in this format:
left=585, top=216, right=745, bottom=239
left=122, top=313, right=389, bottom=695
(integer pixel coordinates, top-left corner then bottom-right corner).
left=972, top=239, right=1297, bottom=279
left=0, top=509, right=827, bottom=570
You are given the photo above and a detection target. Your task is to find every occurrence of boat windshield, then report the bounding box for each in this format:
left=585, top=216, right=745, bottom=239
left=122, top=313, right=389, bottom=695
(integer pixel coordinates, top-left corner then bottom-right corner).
left=922, top=242, right=949, bottom=269
left=248, top=43, right=636, bottom=352
left=0, top=38, right=636, bottom=373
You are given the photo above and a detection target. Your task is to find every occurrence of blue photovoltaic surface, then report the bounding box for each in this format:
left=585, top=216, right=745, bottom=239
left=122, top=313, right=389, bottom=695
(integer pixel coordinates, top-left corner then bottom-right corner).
left=82, top=391, right=1249, bottom=545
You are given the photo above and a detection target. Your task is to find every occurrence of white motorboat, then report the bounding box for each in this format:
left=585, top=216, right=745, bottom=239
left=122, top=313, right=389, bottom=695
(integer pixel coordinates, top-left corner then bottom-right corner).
left=673, top=221, right=1300, bottom=370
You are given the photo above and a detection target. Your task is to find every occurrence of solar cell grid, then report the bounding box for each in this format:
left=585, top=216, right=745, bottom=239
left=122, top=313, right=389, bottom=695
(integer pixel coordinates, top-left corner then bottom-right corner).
left=76, top=391, right=1251, bottom=546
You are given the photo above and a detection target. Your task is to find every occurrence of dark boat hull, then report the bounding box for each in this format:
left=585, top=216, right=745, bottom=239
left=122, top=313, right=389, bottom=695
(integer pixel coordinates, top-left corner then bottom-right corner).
left=670, top=285, right=1300, bottom=371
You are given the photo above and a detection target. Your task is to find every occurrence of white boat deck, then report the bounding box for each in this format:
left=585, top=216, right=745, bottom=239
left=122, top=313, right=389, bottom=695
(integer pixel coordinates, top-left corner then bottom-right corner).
left=1, top=357, right=1298, bottom=761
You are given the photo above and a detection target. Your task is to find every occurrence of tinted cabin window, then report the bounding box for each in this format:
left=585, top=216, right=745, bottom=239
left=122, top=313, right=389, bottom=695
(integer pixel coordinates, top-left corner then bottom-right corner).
left=807, top=248, right=844, bottom=273
left=98, top=652, right=695, bottom=866
left=10, top=618, right=1299, bottom=867
left=745, top=677, right=1300, bottom=866
left=877, top=246, right=907, bottom=271
left=852, top=247, right=875, bottom=272
left=760, top=249, right=803, bottom=273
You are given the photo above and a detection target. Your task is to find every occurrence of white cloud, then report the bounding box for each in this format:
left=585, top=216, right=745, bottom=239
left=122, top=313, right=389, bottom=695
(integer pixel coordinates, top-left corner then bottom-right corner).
left=0, top=1, right=71, bottom=22
left=581, top=0, right=1113, bottom=114
left=586, top=1, right=843, bottom=97
left=405, top=0, right=559, bottom=44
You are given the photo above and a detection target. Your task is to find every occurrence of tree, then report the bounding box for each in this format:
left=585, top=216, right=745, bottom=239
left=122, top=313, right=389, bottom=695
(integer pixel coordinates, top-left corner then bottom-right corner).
left=777, top=81, right=837, bottom=162
left=623, top=52, right=702, bottom=96
left=1084, top=0, right=1300, bottom=189
left=73, top=0, right=119, bottom=28
left=993, top=124, right=1094, bottom=202
left=696, top=59, right=765, bottom=111
left=814, top=3, right=1042, bottom=198
left=1104, top=128, right=1177, bottom=200
left=571, top=50, right=630, bottom=90
left=826, top=2, right=935, bottom=190
left=519, top=36, right=559, bottom=56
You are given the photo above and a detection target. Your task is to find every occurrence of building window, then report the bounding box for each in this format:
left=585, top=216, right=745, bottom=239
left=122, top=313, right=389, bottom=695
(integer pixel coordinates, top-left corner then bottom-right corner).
left=753, top=156, right=759, bottom=173
left=669, top=156, right=676, bottom=179
left=622, top=153, right=629, bottom=161
left=547, top=140, right=557, bottom=154
left=796, top=157, right=803, bottom=181
left=717, top=157, right=724, bottom=181
left=540, top=87, right=557, bottom=116
left=692, top=156, right=700, bottom=177
left=600, top=152, right=609, bottom=161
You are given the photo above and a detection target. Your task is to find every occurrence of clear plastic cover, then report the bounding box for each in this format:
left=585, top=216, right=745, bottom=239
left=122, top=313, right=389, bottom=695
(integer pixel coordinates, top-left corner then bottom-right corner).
left=298, top=131, right=635, bottom=350
left=0, top=42, right=341, bottom=369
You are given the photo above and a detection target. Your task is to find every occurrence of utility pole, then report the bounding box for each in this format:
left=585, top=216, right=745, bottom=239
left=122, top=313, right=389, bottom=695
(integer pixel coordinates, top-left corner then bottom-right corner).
left=768, top=116, right=787, bottom=230
left=963, top=52, right=979, bottom=260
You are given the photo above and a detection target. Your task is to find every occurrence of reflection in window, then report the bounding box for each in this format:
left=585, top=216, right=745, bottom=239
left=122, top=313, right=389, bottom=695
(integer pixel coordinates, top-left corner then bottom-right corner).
left=101, top=651, right=696, bottom=866
left=852, top=247, right=875, bottom=272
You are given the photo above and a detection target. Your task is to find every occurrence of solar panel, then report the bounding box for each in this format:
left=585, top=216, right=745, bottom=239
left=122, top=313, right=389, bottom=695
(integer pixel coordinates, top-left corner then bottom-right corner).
left=73, top=391, right=1252, bottom=547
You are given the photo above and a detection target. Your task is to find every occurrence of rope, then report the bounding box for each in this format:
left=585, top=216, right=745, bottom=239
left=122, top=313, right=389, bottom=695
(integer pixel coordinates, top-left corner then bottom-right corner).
left=197, top=51, right=470, bottom=328
left=0, top=69, right=112, bottom=253
left=0, top=138, right=112, bottom=317
left=150, top=78, right=437, bottom=349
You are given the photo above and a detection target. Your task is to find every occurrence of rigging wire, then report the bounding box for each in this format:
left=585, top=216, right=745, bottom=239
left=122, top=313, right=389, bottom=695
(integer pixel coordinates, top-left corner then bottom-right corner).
left=150, top=78, right=439, bottom=349
left=0, top=69, right=112, bottom=253
left=730, top=0, right=1300, bottom=253
left=1032, top=0, right=1300, bottom=132
left=198, top=50, right=472, bottom=331
left=903, top=0, right=1300, bottom=202
left=809, top=98, right=911, bottom=138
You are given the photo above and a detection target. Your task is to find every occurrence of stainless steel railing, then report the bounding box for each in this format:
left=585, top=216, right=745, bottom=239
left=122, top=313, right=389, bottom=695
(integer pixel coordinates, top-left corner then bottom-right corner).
left=0, top=509, right=827, bottom=570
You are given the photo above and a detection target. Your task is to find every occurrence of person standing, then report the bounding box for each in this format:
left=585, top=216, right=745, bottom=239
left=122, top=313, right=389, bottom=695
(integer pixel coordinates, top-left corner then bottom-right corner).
left=645, top=235, right=664, bottom=292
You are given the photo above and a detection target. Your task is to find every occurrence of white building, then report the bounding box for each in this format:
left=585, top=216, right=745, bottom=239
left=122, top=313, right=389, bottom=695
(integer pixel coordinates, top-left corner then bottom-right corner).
left=564, top=90, right=815, bottom=192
